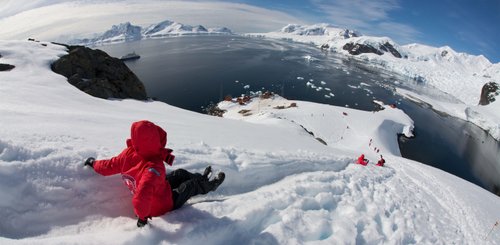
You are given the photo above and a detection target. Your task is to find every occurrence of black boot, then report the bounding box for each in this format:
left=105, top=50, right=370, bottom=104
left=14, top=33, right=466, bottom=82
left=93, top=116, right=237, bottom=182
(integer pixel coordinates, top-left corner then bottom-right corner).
left=172, top=172, right=225, bottom=209
left=202, top=166, right=212, bottom=180
left=209, top=172, right=225, bottom=191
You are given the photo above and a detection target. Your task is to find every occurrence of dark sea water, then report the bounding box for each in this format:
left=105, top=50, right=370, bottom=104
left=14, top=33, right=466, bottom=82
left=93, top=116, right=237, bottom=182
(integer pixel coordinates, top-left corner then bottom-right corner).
left=98, top=36, right=500, bottom=195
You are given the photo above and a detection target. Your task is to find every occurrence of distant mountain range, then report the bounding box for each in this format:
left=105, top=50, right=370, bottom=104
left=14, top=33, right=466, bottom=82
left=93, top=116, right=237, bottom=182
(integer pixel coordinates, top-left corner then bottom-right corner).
left=256, top=23, right=493, bottom=65
left=249, top=23, right=499, bottom=104
left=70, top=20, right=233, bottom=45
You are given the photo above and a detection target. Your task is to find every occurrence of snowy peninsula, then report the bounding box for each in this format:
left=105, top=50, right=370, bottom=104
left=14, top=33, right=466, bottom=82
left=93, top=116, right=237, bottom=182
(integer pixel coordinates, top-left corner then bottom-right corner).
left=0, top=38, right=499, bottom=244
left=248, top=24, right=500, bottom=141
left=71, top=21, right=500, bottom=140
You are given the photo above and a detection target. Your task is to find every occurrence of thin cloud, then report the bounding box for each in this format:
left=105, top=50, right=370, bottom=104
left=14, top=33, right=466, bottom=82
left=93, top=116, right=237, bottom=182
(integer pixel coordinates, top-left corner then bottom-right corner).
left=310, top=0, right=399, bottom=24
left=0, top=0, right=96, bottom=18
left=310, top=0, right=420, bottom=43
left=376, top=22, right=421, bottom=44
left=0, top=0, right=304, bottom=41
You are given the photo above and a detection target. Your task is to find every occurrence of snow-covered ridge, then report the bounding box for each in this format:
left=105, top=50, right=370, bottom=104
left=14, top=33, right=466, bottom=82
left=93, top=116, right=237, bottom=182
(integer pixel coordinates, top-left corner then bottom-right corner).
left=218, top=93, right=414, bottom=156
left=248, top=23, right=500, bottom=140
left=71, top=20, right=233, bottom=45
left=280, top=23, right=360, bottom=39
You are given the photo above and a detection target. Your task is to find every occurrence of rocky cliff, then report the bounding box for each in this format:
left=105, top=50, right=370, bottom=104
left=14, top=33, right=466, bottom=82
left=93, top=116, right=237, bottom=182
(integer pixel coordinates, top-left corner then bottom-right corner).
left=343, top=41, right=402, bottom=58
left=51, top=44, right=147, bottom=100
left=479, top=81, right=499, bottom=105
left=0, top=53, right=15, bottom=71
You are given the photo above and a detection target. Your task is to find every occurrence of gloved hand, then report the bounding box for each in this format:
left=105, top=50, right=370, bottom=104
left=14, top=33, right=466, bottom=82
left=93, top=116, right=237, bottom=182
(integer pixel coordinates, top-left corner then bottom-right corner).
left=165, top=148, right=175, bottom=166
left=84, top=157, right=95, bottom=168
left=137, top=216, right=151, bottom=228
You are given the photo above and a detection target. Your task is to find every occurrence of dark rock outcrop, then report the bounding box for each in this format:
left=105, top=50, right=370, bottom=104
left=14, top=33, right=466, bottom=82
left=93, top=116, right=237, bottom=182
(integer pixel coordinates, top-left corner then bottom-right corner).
left=0, top=63, right=15, bottom=71
left=343, top=42, right=402, bottom=58
left=51, top=45, right=147, bottom=100
left=343, top=42, right=382, bottom=55
left=341, top=29, right=359, bottom=38
left=479, top=82, right=499, bottom=105
left=0, top=53, right=15, bottom=71
left=379, top=42, right=402, bottom=58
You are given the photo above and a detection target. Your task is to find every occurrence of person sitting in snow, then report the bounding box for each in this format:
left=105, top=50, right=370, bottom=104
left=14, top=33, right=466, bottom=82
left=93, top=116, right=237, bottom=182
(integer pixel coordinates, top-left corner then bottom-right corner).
left=376, top=155, right=385, bottom=167
left=356, top=154, right=369, bottom=166
left=84, top=120, right=225, bottom=227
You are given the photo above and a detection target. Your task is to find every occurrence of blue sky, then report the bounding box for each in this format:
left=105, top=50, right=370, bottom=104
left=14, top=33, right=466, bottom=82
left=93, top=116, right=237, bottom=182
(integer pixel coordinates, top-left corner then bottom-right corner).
left=232, top=0, right=500, bottom=62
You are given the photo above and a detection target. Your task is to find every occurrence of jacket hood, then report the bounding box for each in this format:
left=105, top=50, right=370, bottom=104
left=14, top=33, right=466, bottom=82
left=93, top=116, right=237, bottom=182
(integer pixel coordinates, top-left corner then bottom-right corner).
left=126, top=120, right=168, bottom=161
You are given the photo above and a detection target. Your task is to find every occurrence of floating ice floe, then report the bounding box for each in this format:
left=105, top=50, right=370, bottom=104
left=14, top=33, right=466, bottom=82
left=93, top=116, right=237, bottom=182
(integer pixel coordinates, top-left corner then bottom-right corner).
left=306, top=82, right=313, bottom=87
left=320, top=81, right=326, bottom=85
left=363, top=88, right=373, bottom=94
left=303, top=55, right=314, bottom=61
left=347, top=85, right=359, bottom=89
left=325, top=88, right=331, bottom=91
left=324, top=95, right=331, bottom=98
left=243, top=85, right=250, bottom=89
left=329, top=93, right=335, bottom=97
left=297, top=77, right=304, bottom=80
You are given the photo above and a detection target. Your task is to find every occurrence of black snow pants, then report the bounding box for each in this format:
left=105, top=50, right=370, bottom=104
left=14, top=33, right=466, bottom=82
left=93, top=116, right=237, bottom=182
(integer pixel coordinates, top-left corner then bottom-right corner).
left=166, top=169, right=212, bottom=209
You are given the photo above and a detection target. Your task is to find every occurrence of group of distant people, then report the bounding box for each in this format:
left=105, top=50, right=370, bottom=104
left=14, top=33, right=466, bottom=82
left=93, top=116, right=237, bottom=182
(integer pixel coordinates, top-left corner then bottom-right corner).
left=356, top=138, right=385, bottom=167
left=356, top=154, right=385, bottom=167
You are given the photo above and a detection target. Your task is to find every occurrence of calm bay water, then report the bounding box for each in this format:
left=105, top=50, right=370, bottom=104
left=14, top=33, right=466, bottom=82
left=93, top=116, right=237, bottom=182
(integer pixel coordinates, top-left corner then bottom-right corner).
left=99, top=36, right=500, bottom=195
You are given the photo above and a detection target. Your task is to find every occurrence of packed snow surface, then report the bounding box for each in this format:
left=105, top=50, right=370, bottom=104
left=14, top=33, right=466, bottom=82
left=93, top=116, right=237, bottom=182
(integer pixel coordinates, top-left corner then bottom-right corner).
left=249, top=24, right=500, bottom=140
left=1, top=40, right=499, bottom=244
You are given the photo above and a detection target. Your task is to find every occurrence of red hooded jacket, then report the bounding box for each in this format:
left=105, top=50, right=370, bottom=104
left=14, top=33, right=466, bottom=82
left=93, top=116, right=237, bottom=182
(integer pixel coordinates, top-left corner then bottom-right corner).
left=93, top=120, right=174, bottom=219
left=356, top=154, right=368, bottom=166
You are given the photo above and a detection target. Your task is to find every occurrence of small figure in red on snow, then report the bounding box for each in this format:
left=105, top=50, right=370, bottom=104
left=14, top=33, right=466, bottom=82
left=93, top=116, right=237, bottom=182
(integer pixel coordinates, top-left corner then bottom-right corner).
left=356, top=154, right=369, bottom=166
left=376, top=155, right=385, bottom=167
left=84, top=120, right=225, bottom=228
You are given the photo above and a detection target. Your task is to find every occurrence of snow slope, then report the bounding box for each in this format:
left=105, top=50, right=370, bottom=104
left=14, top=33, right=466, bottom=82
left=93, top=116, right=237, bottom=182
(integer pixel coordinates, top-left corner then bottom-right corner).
left=72, top=20, right=233, bottom=46
left=1, top=40, right=499, bottom=244
left=249, top=24, right=500, bottom=140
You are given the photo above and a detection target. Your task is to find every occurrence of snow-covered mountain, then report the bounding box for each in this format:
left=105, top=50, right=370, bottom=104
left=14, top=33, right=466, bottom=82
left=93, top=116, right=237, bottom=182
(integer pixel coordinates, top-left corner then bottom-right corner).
left=280, top=23, right=360, bottom=39
left=143, top=20, right=213, bottom=37
left=97, top=22, right=142, bottom=43
left=1, top=40, right=499, bottom=244
left=248, top=24, right=500, bottom=140
left=72, top=20, right=233, bottom=45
